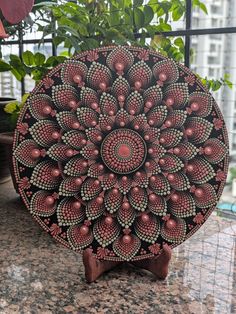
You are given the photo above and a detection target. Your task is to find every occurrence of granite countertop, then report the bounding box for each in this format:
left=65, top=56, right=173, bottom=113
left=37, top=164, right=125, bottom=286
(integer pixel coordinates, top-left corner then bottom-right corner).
left=0, top=180, right=236, bottom=314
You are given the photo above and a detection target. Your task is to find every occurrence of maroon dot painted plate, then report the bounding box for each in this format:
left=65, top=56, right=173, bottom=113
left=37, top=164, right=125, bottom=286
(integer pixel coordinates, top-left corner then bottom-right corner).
left=13, top=46, right=229, bottom=261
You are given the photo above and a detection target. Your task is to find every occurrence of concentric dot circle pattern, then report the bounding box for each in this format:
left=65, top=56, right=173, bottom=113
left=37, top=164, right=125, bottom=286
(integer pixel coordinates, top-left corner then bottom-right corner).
left=13, top=46, right=229, bottom=261
left=101, top=129, right=147, bottom=174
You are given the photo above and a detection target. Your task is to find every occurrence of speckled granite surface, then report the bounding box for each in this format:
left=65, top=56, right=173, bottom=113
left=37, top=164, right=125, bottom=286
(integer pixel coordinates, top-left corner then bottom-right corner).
left=0, top=181, right=236, bottom=314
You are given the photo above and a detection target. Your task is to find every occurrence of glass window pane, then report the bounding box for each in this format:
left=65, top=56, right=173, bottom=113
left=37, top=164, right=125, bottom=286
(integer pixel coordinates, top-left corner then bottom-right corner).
left=0, top=45, right=21, bottom=99
left=192, top=0, right=236, bottom=29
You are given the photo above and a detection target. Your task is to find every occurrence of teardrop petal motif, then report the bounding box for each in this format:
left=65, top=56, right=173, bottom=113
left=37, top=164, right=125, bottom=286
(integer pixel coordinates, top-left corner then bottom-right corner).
left=163, top=83, right=189, bottom=109
left=111, top=77, right=130, bottom=100
left=118, top=176, right=132, bottom=194
left=165, top=110, right=187, bottom=128
left=30, top=161, right=61, bottom=190
left=117, top=203, right=136, bottom=227
left=125, top=91, right=144, bottom=115
left=106, top=46, right=134, bottom=73
left=159, top=128, right=183, bottom=148
left=98, top=114, right=113, bottom=132
left=59, top=177, right=83, bottom=197
left=47, top=144, right=76, bottom=162
left=52, top=85, right=79, bottom=110
left=113, top=235, right=141, bottom=261
left=193, top=183, right=217, bottom=208
left=133, top=170, right=149, bottom=188
left=28, top=94, right=54, bottom=120
left=67, top=224, right=93, bottom=250
left=167, top=172, right=190, bottom=191
left=145, top=159, right=161, bottom=175
left=61, top=60, right=88, bottom=86
left=187, top=157, right=215, bottom=184
left=143, top=127, right=160, bottom=143
left=161, top=217, right=186, bottom=244
left=146, top=105, right=168, bottom=127
left=77, top=107, right=99, bottom=128
left=57, top=197, right=85, bottom=226
left=115, top=109, right=130, bottom=127
left=127, top=61, right=152, bottom=89
left=203, top=138, right=228, bottom=164
left=62, top=130, right=87, bottom=150
left=128, top=187, right=148, bottom=211
left=80, top=178, right=102, bottom=201
left=30, top=191, right=57, bottom=216
left=159, top=154, right=184, bottom=173
left=153, top=59, right=179, bottom=84
left=86, top=62, right=112, bottom=90
left=149, top=174, right=171, bottom=196
left=173, top=142, right=198, bottom=160
left=85, top=128, right=103, bottom=144
left=130, top=114, right=148, bottom=132
left=104, top=189, right=123, bottom=214
left=148, top=144, right=166, bottom=159
left=13, top=139, right=41, bottom=167
left=100, top=173, right=117, bottom=190
left=143, top=85, right=163, bottom=106
left=148, top=194, right=167, bottom=216
left=86, top=198, right=105, bottom=220
left=99, top=92, right=118, bottom=116
left=169, top=192, right=196, bottom=218
left=185, top=117, right=213, bottom=145
left=64, top=156, right=88, bottom=176
left=189, top=92, right=213, bottom=117
left=29, top=120, right=60, bottom=148
left=80, top=87, right=99, bottom=108
left=93, top=217, right=120, bottom=247
left=80, top=144, right=99, bottom=160
left=134, top=214, right=160, bottom=243
left=87, top=163, right=105, bottom=178
left=56, top=112, right=80, bottom=131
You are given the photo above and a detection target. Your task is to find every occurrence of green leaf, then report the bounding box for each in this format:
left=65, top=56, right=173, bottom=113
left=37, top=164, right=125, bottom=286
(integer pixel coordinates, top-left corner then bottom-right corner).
left=22, top=93, right=30, bottom=104
left=22, top=51, right=35, bottom=66
left=11, top=68, right=23, bottom=81
left=52, top=36, right=65, bottom=47
left=77, top=23, right=89, bottom=36
left=134, top=8, right=145, bottom=29
left=172, top=7, right=184, bottom=21
left=4, top=101, right=19, bottom=114
left=31, top=69, right=44, bottom=81
left=157, top=22, right=172, bottom=31
left=34, top=52, right=46, bottom=66
left=45, top=56, right=58, bottom=67
left=83, top=38, right=99, bottom=50
left=0, top=60, right=12, bottom=72
left=224, top=79, right=233, bottom=89
left=174, top=37, right=184, bottom=48
left=10, top=54, right=22, bottom=63
left=199, top=2, right=208, bottom=14
left=143, top=5, right=154, bottom=25
left=133, top=0, right=143, bottom=7
left=212, top=80, right=222, bottom=91
left=9, top=55, right=26, bottom=81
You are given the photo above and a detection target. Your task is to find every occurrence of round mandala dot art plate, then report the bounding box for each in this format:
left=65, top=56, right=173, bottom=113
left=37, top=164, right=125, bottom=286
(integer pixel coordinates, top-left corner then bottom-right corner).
left=13, top=46, right=229, bottom=261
